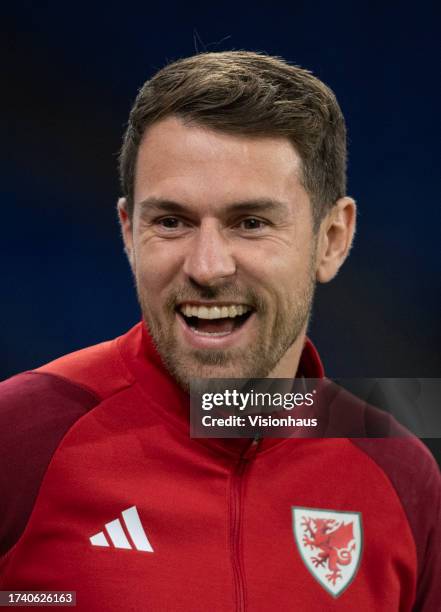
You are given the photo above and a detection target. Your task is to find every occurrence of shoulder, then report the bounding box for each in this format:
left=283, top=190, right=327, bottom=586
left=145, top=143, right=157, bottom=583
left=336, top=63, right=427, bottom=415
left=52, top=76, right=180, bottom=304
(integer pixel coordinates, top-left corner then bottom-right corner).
left=351, top=436, right=441, bottom=609
left=0, top=332, right=135, bottom=557
left=0, top=370, right=101, bottom=472
left=319, top=379, right=441, bottom=606
left=325, top=381, right=441, bottom=498
left=350, top=435, right=441, bottom=516
left=0, top=333, right=135, bottom=460
left=322, top=381, right=441, bottom=534
left=344, top=397, right=441, bottom=610
left=35, top=334, right=134, bottom=400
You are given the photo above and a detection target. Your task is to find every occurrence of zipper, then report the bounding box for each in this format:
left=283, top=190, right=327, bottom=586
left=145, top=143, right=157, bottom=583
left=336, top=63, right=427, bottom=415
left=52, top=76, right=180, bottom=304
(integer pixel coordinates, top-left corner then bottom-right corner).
left=229, top=435, right=261, bottom=612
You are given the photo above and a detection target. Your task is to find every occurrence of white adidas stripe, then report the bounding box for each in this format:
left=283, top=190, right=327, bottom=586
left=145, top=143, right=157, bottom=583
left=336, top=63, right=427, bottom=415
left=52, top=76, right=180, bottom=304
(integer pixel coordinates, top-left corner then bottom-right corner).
left=90, top=532, right=108, bottom=547
left=105, top=518, right=132, bottom=549
left=121, top=506, right=154, bottom=552
left=89, top=506, right=154, bottom=552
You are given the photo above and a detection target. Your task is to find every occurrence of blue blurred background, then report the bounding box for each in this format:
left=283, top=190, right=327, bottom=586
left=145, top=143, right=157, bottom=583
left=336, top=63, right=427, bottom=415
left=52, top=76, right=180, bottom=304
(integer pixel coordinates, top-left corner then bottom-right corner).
left=4, top=2, right=440, bottom=443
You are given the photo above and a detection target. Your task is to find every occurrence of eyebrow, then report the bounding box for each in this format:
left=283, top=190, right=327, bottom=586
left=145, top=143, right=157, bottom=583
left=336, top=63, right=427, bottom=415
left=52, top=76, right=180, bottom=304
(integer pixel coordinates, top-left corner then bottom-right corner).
left=137, top=196, right=290, bottom=216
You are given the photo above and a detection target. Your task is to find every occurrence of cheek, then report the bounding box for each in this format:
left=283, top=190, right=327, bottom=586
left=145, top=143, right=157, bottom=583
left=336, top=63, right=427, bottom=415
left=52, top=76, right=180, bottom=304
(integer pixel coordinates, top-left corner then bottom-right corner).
left=240, top=244, right=308, bottom=288
left=263, top=254, right=313, bottom=315
left=135, top=242, right=184, bottom=288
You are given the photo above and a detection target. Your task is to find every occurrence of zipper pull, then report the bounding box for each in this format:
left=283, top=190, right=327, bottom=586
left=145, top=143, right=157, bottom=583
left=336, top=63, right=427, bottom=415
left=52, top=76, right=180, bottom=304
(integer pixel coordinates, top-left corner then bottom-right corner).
left=242, top=434, right=262, bottom=460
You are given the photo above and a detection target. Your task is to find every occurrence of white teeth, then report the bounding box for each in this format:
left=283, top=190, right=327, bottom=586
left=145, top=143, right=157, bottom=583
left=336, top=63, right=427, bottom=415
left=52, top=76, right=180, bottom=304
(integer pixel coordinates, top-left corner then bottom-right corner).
left=221, top=306, right=229, bottom=318
left=198, top=306, right=210, bottom=319
left=180, top=304, right=251, bottom=319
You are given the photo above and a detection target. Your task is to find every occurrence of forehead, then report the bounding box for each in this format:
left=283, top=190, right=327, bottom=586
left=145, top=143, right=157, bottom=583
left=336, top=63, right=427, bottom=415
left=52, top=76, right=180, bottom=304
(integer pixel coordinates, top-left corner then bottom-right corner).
left=133, top=116, right=307, bottom=214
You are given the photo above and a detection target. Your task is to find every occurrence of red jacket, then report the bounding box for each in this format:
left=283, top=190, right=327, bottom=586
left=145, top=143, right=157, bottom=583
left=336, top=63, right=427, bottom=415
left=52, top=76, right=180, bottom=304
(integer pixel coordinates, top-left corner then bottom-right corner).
left=1, top=323, right=440, bottom=610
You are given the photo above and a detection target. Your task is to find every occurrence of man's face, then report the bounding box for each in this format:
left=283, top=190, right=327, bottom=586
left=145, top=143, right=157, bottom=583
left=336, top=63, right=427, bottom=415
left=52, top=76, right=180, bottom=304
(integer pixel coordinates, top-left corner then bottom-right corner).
left=123, top=116, right=318, bottom=389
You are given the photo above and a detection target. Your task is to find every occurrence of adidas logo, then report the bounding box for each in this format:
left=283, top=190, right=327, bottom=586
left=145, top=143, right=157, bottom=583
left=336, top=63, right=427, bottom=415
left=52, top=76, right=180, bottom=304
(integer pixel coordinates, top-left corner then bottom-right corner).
left=89, top=506, right=154, bottom=552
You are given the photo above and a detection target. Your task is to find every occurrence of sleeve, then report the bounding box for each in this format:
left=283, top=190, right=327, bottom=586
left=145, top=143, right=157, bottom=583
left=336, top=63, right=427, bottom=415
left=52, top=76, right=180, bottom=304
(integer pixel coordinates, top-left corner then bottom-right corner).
left=351, top=436, right=441, bottom=610
left=0, top=371, right=99, bottom=557
left=412, top=452, right=441, bottom=611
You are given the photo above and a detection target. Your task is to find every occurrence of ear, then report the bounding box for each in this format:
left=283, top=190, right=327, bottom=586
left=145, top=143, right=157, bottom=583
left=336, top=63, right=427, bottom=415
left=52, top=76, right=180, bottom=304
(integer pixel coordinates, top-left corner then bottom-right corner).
left=117, top=197, right=135, bottom=269
left=315, top=197, right=356, bottom=283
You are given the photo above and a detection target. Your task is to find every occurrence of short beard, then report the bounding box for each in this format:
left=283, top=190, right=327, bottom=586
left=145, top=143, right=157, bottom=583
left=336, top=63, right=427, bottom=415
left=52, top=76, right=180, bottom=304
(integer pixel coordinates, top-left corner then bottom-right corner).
left=136, top=263, right=316, bottom=392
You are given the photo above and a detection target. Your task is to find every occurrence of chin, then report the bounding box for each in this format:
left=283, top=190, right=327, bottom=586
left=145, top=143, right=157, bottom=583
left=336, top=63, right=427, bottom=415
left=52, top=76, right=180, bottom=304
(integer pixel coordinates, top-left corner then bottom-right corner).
left=176, top=356, right=275, bottom=389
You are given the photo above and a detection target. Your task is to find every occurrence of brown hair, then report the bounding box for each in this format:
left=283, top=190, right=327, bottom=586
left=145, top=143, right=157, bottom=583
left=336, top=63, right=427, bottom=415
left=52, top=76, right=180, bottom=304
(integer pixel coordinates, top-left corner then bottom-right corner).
left=119, top=51, right=347, bottom=227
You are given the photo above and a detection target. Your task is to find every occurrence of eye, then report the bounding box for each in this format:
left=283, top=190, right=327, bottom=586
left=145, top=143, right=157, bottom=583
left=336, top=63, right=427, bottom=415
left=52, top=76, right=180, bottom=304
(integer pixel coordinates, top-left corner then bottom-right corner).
left=155, top=216, right=186, bottom=230
left=237, top=217, right=268, bottom=231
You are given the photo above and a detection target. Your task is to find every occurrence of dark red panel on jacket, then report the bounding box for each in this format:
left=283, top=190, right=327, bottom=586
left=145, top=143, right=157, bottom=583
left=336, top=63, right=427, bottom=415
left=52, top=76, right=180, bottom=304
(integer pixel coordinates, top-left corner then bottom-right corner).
left=0, top=372, right=99, bottom=555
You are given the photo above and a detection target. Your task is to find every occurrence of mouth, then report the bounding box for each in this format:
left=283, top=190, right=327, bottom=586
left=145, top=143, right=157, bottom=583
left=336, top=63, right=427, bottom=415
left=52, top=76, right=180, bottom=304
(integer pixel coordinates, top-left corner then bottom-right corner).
left=175, top=302, right=256, bottom=350
left=177, top=303, right=254, bottom=336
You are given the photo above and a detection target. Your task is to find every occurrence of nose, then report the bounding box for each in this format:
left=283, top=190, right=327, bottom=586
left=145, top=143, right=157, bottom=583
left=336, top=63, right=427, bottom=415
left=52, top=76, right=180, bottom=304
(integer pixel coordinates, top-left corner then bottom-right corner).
left=182, top=219, right=236, bottom=286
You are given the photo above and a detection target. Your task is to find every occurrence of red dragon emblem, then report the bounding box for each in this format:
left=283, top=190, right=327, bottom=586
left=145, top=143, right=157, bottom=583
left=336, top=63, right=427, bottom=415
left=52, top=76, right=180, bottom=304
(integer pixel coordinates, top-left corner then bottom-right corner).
left=301, top=516, right=355, bottom=585
left=292, top=507, right=362, bottom=597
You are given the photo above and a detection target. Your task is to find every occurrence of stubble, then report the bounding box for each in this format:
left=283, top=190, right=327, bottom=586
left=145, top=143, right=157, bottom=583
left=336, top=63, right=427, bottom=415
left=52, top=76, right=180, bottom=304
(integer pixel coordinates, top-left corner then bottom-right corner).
left=136, top=266, right=316, bottom=391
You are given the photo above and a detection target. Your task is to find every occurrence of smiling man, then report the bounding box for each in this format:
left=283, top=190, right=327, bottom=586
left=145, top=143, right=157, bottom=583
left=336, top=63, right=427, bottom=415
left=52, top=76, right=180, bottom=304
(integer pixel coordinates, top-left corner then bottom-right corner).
left=118, top=115, right=352, bottom=387
left=1, top=52, right=440, bottom=611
